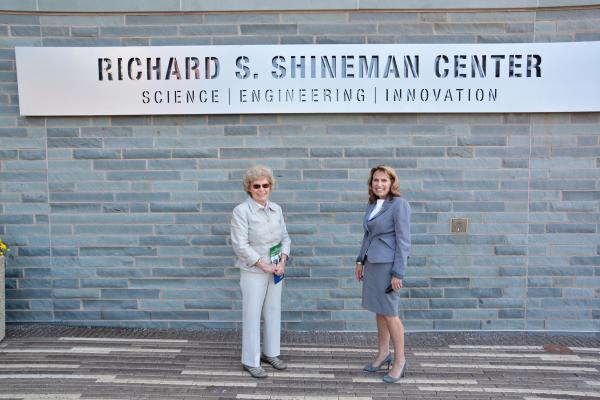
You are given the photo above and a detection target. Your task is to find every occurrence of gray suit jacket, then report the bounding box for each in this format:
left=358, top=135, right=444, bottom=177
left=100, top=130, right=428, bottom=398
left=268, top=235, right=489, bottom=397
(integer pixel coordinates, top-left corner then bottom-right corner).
left=356, top=196, right=411, bottom=279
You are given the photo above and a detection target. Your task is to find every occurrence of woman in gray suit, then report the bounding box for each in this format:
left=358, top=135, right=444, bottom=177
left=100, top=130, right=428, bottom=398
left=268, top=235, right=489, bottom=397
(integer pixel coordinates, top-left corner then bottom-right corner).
left=355, top=165, right=411, bottom=384
left=231, top=165, right=291, bottom=378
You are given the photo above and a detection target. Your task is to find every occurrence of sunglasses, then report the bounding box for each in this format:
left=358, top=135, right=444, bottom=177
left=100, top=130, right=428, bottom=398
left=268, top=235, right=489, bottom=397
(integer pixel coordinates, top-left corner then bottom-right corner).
left=252, top=183, right=271, bottom=189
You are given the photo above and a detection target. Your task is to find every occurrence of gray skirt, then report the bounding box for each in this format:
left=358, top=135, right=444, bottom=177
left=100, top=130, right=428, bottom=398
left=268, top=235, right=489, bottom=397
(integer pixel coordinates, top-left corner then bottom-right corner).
left=361, top=261, right=401, bottom=317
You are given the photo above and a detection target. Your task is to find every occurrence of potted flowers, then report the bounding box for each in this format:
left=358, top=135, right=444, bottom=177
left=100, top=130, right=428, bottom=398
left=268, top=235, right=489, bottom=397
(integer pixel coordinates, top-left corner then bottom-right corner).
left=0, top=237, right=8, bottom=341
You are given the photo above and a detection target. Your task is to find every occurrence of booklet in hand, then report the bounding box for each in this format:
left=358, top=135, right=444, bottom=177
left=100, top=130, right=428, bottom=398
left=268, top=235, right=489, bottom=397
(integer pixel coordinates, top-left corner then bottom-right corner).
left=274, top=273, right=285, bottom=284
left=270, top=242, right=284, bottom=284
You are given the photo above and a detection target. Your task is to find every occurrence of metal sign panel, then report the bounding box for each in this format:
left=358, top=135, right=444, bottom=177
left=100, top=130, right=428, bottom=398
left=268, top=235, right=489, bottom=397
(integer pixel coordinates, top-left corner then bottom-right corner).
left=15, top=42, right=600, bottom=115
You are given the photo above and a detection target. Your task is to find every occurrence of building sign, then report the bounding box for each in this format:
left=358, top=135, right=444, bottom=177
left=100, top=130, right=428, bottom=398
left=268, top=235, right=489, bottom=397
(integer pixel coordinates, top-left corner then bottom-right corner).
left=15, top=42, right=600, bottom=115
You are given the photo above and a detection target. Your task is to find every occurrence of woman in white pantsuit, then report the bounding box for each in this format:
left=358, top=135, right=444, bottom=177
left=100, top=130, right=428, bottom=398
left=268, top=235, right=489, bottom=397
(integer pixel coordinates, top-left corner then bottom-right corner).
left=231, top=165, right=291, bottom=378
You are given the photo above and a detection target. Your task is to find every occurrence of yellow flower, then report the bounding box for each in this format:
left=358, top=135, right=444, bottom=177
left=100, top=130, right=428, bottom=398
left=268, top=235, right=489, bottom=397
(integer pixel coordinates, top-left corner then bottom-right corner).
left=0, top=238, right=9, bottom=257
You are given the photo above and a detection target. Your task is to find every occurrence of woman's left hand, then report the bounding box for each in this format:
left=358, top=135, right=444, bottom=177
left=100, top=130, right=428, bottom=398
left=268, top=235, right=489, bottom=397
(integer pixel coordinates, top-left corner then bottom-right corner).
left=274, top=258, right=286, bottom=276
left=390, top=276, right=403, bottom=292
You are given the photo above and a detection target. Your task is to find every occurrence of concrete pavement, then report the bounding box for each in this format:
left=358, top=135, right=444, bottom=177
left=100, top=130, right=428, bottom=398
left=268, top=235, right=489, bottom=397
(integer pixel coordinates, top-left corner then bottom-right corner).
left=0, top=325, right=598, bottom=399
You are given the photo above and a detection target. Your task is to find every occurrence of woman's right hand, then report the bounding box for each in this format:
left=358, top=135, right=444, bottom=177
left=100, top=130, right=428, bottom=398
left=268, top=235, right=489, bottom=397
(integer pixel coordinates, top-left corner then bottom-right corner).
left=262, top=261, right=277, bottom=274
left=355, top=263, right=363, bottom=282
left=255, top=258, right=274, bottom=273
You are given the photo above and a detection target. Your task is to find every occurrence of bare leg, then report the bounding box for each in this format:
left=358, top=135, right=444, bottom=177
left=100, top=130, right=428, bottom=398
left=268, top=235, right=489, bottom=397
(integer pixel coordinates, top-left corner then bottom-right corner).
left=371, top=314, right=391, bottom=365
left=382, top=315, right=406, bottom=377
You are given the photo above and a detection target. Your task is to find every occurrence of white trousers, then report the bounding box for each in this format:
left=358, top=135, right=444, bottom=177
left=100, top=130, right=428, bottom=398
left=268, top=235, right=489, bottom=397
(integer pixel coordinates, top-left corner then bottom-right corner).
left=240, top=269, right=282, bottom=367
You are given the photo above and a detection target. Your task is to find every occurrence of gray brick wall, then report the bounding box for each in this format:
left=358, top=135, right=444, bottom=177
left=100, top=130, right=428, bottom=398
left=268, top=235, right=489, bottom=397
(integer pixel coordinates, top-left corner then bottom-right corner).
left=0, top=8, right=599, bottom=331
left=0, top=256, right=4, bottom=339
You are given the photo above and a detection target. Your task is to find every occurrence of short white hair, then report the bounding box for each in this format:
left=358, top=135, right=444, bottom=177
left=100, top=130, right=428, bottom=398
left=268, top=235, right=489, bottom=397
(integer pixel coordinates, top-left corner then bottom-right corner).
left=243, top=165, right=274, bottom=195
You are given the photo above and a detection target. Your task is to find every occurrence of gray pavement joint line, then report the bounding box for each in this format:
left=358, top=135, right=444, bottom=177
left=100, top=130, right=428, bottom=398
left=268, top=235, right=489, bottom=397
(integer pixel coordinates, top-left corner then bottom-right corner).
left=448, top=345, right=544, bottom=350
left=0, top=364, right=81, bottom=369
left=419, top=362, right=598, bottom=372
left=353, top=377, right=479, bottom=384
left=0, top=396, right=83, bottom=399
left=418, top=387, right=600, bottom=397
left=523, top=397, right=575, bottom=400
left=0, top=346, right=182, bottom=353
left=58, top=337, right=189, bottom=343
left=413, top=351, right=594, bottom=360
left=236, top=396, right=373, bottom=400
left=0, top=373, right=258, bottom=387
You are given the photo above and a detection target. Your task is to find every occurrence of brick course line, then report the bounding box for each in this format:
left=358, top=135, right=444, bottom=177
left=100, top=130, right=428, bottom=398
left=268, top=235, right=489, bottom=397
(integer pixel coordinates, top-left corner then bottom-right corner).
left=0, top=347, right=182, bottom=354
left=420, top=362, right=597, bottom=372
left=95, top=376, right=258, bottom=387
left=353, top=377, right=479, bottom=384
left=284, top=362, right=363, bottom=368
left=413, top=351, right=591, bottom=361
left=0, top=374, right=115, bottom=380
left=448, top=345, right=543, bottom=350
left=419, top=387, right=600, bottom=397
left=58, top=337, right=188, bottom=343
left=0, top=374, right=258, bottom=387
left=0, top=396, right=82, bottom=399
left=182, top=370, right=336, bottom=378
left=0, top=364, right=80, bottom=369
left=281, top=346, right=376, bottom=353
left=237, top=396, right=372, bottom=400
left=523, top=397, right=572, bottom=400
left=571, top=347, right=600, bottom=353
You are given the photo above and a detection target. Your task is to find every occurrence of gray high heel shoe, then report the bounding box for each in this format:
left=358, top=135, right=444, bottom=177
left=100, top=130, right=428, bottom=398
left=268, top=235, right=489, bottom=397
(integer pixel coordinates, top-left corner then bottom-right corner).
left=382, top=361, right=408, bottom=383
left=363, top=353, right=392, bottom=372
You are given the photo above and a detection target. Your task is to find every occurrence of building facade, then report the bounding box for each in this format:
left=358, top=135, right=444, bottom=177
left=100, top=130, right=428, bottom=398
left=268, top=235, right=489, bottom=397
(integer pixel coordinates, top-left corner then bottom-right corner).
left=0, top=1, right=599, bottom=331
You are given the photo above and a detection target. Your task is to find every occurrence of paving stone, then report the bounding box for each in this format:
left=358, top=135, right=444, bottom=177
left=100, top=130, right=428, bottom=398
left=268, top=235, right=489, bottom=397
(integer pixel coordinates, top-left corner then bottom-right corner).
left=0, top=325, right=597, bottom=399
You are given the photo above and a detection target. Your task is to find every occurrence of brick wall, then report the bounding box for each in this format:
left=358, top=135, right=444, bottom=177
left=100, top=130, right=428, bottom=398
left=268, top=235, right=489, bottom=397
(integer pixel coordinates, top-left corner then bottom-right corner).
left=0, top=256, right=4, bottom=339
left=0, top=8, right=599, bottom=331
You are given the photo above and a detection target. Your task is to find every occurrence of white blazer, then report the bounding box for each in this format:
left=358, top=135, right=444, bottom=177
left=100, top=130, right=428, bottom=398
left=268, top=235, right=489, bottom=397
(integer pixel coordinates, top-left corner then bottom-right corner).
left=231, top=197, right=291, bottom=273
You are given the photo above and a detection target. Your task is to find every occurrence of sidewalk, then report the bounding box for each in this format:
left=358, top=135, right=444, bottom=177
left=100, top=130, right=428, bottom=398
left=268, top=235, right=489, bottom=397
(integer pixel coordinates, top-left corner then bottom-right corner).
left=0, top=325, right=598, bottom=399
